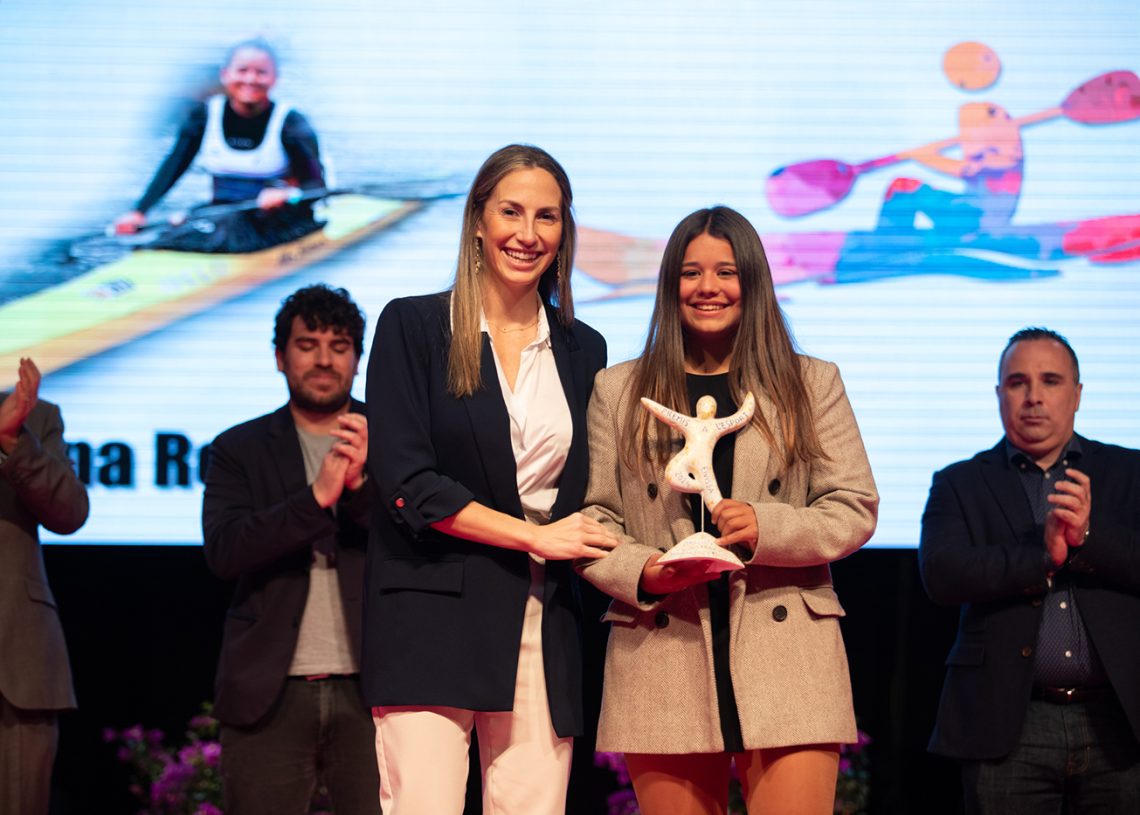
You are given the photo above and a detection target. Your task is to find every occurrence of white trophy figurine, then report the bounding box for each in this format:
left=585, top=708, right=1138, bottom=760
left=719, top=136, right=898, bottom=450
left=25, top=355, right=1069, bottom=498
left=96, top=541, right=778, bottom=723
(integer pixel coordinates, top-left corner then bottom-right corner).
left=640, top=391, right=756, bottom=573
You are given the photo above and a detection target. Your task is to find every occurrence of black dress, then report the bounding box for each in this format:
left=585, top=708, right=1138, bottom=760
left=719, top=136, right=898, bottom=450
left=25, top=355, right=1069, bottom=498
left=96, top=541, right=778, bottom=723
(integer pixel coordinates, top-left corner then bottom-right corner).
left=686, top=372, right=745, bottom=753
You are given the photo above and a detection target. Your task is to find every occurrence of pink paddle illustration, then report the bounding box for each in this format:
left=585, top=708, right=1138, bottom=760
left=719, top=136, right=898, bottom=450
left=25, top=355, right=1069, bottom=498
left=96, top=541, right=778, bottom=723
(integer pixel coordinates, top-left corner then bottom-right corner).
left=765, top=70, right=1140, bottom=217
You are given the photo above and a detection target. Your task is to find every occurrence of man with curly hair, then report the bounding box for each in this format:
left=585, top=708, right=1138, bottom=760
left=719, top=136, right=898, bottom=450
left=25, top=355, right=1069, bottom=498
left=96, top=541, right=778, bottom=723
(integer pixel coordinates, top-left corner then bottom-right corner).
left=202, top=284, right=380, bottom=814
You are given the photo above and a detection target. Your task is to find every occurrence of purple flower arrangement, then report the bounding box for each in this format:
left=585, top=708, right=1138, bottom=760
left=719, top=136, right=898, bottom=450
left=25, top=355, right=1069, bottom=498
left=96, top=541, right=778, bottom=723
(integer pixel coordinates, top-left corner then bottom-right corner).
left=834, top=729, right=872, bottom=815
left=104, top=703, right=336, bottom=815
left=103, top=704, right=223, bottom=815
left=594, top=729, right=871, bottom=815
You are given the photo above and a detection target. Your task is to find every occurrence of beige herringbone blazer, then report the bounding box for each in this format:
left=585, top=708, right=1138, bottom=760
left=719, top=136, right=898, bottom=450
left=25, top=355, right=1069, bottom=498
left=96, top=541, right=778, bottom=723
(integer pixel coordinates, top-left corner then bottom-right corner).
left=580, top=356, right=878, bottom=754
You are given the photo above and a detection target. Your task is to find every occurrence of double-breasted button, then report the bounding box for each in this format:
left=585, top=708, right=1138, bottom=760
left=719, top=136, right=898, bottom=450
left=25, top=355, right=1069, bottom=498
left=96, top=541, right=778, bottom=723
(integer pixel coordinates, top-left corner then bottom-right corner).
left=647, top=483, right=658, bottom=499
left=772, top=605, right=788, bottom=622
left=654, top=611, right=669, bottom=629
left=1020, top=646, right=1034, bottom=658
left=395, top=497, right=406, bottom=508
left=768, top=478, right=781, bottom=496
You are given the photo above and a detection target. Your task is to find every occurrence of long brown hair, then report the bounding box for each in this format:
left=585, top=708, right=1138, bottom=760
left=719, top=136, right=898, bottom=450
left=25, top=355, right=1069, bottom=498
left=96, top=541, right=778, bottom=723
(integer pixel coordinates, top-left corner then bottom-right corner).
left=447, top=144, right=577, bottom=397
left=622, top=206, right=824, bottom=470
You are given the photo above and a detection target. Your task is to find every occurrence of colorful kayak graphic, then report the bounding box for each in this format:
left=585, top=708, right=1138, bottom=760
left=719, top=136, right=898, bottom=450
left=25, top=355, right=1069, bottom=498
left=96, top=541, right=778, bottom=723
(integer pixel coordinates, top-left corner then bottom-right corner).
left=576, top=214, right=1140, bottom=300
left=0, top=194, right=421, bottom=388
left=766, top=64, right=1139, bottom=219
left=580, top=55, right=1140, bottom=299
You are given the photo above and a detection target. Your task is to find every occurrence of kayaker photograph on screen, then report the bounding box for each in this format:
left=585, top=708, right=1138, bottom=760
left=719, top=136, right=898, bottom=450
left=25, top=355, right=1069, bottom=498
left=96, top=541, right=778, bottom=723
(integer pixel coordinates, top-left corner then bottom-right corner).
left=0, top=0, right=1136, bottom=545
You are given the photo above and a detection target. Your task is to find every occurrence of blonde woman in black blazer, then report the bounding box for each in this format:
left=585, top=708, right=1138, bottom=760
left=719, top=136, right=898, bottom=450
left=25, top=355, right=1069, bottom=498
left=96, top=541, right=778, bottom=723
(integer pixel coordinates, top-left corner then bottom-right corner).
left=362, top=145, right=616, bottom=815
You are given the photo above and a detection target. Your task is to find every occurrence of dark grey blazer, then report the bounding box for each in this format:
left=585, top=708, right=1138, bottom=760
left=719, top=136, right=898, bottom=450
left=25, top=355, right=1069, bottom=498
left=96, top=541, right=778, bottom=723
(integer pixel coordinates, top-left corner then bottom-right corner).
left=0, top=398, right=88, bottom=712
left=919, top=435, right=1140, bottom=760
left=361, top=292, right=606, bottom=738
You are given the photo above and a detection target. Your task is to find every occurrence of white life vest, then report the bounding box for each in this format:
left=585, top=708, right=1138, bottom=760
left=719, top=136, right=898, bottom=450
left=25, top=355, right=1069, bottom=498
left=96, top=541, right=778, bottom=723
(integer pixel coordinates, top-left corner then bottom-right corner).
left=198, top=95, right=292, bottom=181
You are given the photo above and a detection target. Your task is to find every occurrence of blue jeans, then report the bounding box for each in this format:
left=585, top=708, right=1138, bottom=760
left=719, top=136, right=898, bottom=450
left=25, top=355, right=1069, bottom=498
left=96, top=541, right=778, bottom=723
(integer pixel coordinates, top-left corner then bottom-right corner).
left=221, top=675, right=380, bottom=815
left=963, top=695, right=1140, bottom=815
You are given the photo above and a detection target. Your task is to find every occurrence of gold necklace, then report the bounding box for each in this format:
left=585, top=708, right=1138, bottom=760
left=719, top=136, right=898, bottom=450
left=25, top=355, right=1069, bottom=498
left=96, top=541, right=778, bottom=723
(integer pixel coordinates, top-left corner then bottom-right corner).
left=489, top=315, right=539, bottom=333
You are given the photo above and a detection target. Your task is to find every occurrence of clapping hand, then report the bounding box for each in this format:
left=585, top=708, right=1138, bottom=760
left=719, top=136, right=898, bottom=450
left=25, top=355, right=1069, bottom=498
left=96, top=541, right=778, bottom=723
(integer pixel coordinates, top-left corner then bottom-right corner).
left=312, top=414, right=369, bottom=508
left=1044, top=468, right=1091, bottom=568
left=0, top=358, right=40, bottom=453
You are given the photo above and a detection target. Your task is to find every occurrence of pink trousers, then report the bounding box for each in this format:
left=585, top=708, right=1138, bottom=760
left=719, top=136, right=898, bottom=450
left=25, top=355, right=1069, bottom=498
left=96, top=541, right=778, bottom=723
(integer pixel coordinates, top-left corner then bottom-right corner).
left=373, top=560, right=572, bottom=815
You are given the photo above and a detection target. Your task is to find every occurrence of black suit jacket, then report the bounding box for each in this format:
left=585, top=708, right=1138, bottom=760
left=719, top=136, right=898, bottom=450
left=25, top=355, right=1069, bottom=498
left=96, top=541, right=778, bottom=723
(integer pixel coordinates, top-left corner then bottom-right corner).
left=919, top=435, right=1140, bottom=760
left=202, top=400, right=373, bottom=727
left=361, top=292, right=606, bottom=738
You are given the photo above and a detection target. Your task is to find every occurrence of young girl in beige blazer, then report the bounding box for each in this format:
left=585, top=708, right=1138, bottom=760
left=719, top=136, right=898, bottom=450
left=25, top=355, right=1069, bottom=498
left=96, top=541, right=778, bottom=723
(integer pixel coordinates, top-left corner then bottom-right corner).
left=580, top=206, right=878, bottom=815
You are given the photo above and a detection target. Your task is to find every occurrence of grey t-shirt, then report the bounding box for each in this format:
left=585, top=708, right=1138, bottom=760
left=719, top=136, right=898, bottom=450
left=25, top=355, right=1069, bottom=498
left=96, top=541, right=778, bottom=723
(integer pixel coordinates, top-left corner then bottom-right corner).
left=287, top=423, right=358, bottom=676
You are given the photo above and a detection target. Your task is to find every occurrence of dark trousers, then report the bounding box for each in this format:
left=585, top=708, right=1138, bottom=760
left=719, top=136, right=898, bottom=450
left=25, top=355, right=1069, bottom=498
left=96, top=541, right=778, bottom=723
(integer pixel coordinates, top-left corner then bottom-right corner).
left=221, top=675, right=380, bottom=815
left=0, top=692, right=58, bottom=815
left=963, top=694, right=1140, bottom=814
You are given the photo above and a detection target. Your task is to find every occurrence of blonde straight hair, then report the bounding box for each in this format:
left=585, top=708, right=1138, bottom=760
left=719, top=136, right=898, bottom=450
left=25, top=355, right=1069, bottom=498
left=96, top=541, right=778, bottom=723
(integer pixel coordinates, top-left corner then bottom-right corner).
left=447, top=144, right=577, bottom=397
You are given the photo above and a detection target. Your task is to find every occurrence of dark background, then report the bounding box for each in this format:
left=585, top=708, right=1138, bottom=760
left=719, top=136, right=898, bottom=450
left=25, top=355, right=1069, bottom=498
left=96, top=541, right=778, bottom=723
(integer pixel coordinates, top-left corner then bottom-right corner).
left=43, top=545, right=962, bottom=814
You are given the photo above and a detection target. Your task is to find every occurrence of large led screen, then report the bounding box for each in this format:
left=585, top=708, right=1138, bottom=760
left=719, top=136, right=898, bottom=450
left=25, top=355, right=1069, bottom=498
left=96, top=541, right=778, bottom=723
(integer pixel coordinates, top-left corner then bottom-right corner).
left=2, top=0, right=1137, bottom=545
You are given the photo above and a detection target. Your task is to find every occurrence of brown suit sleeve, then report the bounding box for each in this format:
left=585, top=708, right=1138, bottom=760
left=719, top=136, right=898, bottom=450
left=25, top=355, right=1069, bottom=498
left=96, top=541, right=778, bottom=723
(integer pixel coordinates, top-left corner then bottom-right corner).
left=0, top=401, right=89, bottom=536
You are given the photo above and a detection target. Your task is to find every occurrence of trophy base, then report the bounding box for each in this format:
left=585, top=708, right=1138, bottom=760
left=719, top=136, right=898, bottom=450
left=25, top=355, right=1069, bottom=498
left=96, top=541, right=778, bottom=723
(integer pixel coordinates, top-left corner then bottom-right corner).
left=657, top=532, right=745, bottom=573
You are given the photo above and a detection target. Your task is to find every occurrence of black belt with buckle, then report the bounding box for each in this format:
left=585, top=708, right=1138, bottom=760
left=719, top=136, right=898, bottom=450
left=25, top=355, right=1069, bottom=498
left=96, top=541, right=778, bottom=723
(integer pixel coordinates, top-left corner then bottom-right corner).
left=1031, top=685, right=1114, bottom=704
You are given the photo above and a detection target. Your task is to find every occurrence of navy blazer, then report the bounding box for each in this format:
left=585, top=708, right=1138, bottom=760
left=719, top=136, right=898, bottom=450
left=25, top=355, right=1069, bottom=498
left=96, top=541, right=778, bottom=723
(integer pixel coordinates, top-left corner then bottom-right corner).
left=919, top=435, right=1140, bottom=760
left=361, top=292, right=606, bottom=738
left=202, top=400, right=373, bottom=727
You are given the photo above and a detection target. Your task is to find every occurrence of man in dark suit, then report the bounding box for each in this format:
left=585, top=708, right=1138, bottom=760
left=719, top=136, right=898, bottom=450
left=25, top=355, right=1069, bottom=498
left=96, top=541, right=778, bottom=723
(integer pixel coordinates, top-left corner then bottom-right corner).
left=920, top=327, right=1140, bottom=813
left=202, top=285, right=379, bottom=815
left=0, top=357, right=89, bottom=815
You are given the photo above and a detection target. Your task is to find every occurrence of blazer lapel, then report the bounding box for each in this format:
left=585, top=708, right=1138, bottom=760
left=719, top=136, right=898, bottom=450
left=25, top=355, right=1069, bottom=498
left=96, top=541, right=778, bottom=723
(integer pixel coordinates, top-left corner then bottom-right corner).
left=1071, top=433, right=1100, bottom=481
left=731, top=392, right=775, bottom=502
left=267, top=405, right=308, bottom=496
left=462, top=335, right=524, bottom=517
left=978, top=439, right=1035, bottom=536
left=548, top=312, right=587, bottom=521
